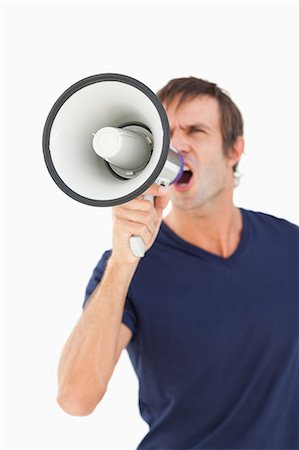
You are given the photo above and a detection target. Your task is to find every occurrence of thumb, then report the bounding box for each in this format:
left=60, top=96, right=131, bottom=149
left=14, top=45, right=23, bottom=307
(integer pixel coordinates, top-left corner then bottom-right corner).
left=155, top=190, right=170, bottom=213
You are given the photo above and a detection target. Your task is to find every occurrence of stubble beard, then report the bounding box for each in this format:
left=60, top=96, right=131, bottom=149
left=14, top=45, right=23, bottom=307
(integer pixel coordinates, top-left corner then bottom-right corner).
left=170, top=170, right=228, bottom=212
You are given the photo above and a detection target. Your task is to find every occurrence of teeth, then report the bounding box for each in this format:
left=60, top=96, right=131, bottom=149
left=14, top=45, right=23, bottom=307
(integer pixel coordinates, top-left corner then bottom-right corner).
left=183, top=165, right=190, bottom=171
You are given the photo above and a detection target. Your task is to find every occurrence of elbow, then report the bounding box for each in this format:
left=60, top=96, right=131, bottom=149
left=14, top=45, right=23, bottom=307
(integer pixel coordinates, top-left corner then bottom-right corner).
left=57, top=394, right=94, bottom=416
left=57, top=386, right=106, bottom=417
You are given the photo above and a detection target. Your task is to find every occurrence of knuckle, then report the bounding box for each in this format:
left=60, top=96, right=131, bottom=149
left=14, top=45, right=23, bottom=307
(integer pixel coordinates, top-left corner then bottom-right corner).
left=112, top=206, right=121, bottom=216
left=140, top=223, right=148, bottom=233
left=143, top=201, right=152, bottom=212
left=143, top=210, right=151, bottom=222
left=112, top=212, right=121, bottom=223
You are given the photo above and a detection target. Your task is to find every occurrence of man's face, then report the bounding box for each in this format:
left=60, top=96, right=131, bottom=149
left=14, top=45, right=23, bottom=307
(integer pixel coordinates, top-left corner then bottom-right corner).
left=164, top=94, right=234, bottom=211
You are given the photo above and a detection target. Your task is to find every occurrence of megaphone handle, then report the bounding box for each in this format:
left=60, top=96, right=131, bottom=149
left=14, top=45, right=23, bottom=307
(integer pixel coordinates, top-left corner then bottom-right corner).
left=129, top=194, right=154, bottom=258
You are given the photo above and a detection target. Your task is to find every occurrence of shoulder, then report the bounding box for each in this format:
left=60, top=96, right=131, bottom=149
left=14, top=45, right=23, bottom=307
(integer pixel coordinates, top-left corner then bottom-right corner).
left=242, top=208, right=299, bottom=241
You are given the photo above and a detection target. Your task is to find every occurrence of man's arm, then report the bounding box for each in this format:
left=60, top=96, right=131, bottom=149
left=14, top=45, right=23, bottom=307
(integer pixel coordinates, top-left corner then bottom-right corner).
left=56, top=183, right=169, bottom=416
left=57, top=258, right=137, bottom=416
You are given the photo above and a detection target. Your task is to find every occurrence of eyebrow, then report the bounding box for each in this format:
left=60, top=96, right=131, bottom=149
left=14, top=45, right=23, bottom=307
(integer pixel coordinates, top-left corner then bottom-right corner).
left=170, top=123, right=211, bottom=135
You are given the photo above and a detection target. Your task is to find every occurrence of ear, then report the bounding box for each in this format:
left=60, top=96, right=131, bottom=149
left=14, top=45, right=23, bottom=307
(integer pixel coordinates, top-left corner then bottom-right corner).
left=226, top=136, right=244, bottom=168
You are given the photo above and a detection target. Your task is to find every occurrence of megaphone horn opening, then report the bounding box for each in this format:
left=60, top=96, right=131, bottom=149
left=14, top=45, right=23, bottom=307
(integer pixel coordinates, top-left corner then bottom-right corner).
left=43, top=73, right=170, bottom=206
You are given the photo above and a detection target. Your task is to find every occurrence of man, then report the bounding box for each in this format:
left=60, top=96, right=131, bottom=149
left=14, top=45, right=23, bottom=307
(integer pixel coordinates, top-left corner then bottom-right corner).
left=57, top=77, right=299, bottom=449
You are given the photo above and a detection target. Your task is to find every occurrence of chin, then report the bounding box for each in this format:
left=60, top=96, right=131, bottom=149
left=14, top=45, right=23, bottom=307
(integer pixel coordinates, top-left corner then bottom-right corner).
left=172, top=196, right=198, bottom=210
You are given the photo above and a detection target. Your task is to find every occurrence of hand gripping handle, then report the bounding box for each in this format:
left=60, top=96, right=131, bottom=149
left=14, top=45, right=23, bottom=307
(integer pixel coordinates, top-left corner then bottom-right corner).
left=129, top=195, right=154, bottom=257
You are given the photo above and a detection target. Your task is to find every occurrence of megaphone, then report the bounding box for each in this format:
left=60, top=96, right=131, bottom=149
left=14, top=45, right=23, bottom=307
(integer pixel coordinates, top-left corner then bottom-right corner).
left=42, top=73, right=184, bottom=257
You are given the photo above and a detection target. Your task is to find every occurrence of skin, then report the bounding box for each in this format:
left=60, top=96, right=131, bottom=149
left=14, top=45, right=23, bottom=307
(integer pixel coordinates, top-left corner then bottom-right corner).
left=162, top=94, right=245, bottom=258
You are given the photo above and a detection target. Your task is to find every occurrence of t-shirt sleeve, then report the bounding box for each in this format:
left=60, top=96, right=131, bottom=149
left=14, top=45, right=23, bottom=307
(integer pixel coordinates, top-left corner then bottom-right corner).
left=82, top=250, right=138, bottom=339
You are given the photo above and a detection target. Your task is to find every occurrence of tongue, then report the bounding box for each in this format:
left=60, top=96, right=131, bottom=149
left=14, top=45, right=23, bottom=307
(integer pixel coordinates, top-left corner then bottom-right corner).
left=177, top=170, right=192, bottom=184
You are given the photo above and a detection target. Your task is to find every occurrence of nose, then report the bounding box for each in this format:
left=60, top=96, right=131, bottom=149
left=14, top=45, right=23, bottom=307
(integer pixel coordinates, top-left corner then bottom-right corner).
left=170, top=130, right=191, bottom=154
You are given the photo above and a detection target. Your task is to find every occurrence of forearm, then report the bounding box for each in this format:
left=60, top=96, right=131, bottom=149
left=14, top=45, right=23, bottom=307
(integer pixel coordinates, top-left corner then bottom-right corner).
left=57, top=257, right=138, bottom=414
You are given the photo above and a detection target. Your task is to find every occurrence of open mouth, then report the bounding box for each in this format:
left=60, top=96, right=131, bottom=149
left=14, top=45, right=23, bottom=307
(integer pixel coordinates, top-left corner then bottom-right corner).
left=176, top=169, right=193, bottom=184
left=174, top=165, right=194, bottom=191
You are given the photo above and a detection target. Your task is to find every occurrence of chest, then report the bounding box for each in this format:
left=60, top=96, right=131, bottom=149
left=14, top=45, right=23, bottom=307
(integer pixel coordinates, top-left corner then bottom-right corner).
left=131, top=256, right=299, bottom=383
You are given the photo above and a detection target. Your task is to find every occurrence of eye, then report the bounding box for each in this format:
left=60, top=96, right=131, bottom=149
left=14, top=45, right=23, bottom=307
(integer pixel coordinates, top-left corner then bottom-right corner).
left=190, top=128, right=204, bottom=134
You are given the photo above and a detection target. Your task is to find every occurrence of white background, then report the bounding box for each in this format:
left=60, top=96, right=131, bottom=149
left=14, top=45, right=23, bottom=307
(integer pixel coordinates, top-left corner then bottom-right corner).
left=1, top=1, right=298, bottom=449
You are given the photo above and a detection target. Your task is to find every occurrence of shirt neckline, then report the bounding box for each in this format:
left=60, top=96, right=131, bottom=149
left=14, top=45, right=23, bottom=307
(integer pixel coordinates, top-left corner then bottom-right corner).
left=161, top=207, right=249, bottom=265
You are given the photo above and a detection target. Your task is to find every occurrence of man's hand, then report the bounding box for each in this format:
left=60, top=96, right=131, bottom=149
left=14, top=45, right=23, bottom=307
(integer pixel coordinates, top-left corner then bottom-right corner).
left=111, top=184, right=170, bottom=265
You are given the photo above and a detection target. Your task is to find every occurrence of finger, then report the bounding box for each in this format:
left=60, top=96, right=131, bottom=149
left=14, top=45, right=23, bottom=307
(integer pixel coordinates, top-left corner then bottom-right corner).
left=155, top=193, right=170, bottom=211
left=114, top=197, right=154, bottom=212
left=141, top=183, right=170, bottom=198
left=115, top=219, right=152, bottom=246
left=113, top=208, right=156, bottom=235
left=113, top=184, right=169, bottom=214
left=135, top=184, right=170, bottom=212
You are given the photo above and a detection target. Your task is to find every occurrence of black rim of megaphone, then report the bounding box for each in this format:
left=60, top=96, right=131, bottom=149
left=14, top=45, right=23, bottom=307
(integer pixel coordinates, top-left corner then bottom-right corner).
left=42, top=73, right=170, bottom=206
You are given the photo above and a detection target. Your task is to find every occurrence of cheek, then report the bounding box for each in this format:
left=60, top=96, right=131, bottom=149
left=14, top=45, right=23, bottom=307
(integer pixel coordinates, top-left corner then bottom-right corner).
left=198, top=148, right=226, bottom=171
left=199, top=152, right=229, bottom=185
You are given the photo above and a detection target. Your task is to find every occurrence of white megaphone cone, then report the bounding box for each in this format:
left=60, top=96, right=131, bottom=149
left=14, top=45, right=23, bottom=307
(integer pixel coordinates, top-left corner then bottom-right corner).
left=42, top=73, right=184, bottom=257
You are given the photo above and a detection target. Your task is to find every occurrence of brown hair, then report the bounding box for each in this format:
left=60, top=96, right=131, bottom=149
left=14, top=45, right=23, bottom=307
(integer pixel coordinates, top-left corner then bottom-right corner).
left=156, top=77, right=244, bottom=173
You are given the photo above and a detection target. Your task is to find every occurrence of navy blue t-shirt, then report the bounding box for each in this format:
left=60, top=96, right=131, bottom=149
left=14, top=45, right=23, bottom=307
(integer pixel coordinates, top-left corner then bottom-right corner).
left=83, top=208, right=299, bottom=449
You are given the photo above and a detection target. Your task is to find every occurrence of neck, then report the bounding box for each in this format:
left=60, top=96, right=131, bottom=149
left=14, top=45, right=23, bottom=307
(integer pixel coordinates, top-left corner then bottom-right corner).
left=164, top=196, right=243, bottom=259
